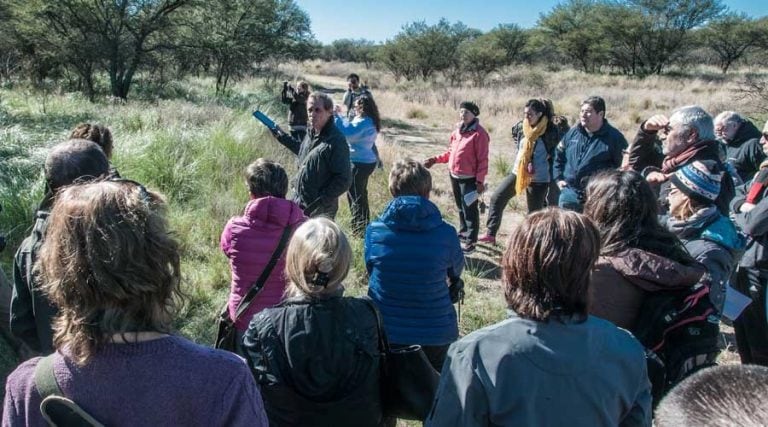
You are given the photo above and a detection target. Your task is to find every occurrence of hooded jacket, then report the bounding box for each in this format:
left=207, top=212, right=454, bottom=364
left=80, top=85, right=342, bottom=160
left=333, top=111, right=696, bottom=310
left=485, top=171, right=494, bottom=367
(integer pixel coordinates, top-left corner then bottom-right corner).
left=365, top=196, right=464, bottom=346
left=221, top=196, right=306, bottom=331
left=725, top=120, right=765, bottom=183
left=276, top=120, right=352, bottom=218
left=590, top=248, right=705, bottom=330
left=667, top=207, right=746, bottom=312
left=242, top=293, right=382, bottom=427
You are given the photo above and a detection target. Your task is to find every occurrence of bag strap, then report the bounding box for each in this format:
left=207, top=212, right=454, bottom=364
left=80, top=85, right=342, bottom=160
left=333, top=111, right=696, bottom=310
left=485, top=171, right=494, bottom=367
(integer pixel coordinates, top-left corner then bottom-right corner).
left=232, top=224, right=293, bottom=322
left=361, top=297, right=390, bottom=353
left=34, top=354, right=62, bottom=399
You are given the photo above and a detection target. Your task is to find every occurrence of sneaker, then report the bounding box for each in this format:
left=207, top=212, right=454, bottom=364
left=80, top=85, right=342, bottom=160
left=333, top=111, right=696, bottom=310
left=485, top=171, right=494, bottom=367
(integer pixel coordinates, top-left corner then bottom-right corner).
left=457, top=232, right=469, bottom=242
left=462, top=242, right=476, bottom=254
left=478, top=234, right=496, bottom=244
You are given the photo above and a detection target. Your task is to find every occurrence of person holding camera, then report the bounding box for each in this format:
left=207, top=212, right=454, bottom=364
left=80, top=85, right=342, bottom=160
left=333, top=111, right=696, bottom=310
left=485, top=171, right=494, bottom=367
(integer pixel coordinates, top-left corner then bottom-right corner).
left=365, top=159, right=464, bottom=372
left=280, top=81, right=310, bottom=142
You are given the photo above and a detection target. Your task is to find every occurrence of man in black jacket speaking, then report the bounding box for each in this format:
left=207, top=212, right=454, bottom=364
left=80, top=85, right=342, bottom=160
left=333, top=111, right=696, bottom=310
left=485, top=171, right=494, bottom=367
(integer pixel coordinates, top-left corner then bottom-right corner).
left=272, top=91, right=352, bottom=219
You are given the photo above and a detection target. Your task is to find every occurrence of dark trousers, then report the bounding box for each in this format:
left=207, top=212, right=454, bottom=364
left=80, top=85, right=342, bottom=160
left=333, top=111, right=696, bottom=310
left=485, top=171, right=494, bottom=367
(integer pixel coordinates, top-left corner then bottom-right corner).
left=450, top=176, right=479, bottom=243
left=734, top=267, right=768, bottom=366
left=546, top=180, right=560, bottom=207
left=390, top=343, right=450, bottom=373
left=348, top=162, right=376, bottom=236
left=485, top=173, right=549, bottom=237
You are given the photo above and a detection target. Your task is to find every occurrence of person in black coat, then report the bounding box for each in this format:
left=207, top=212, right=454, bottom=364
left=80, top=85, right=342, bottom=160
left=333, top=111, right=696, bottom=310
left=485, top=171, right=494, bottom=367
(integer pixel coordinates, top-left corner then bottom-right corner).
left=714, top=110, right=765, bottom=183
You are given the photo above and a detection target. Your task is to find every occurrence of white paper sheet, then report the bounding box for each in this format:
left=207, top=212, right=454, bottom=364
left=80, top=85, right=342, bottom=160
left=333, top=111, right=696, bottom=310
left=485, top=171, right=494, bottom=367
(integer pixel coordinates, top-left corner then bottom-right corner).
left=463, top=190, right=478, bottom=206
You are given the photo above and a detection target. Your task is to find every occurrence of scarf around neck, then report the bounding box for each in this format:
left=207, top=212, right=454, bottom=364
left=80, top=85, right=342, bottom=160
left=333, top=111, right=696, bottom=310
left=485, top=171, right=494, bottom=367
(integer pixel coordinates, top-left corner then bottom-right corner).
left=515, top=116, right=549, bottom=194
left=661, top=139, right=714, bottom=174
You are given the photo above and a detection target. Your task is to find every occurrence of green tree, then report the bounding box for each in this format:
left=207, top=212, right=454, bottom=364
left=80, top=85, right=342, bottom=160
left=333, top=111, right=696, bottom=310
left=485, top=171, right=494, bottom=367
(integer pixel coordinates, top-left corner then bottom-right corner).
left=487, top=24, right=529, bottom=65
left=629, top=0, right=725, bottom=74
left=702, top=12, right=765, bottom=73
left=537, top=0, right=609, bottom=73
left=182, top=0, right=312, bottom=94
left=460, top=33, right=507, bottom=86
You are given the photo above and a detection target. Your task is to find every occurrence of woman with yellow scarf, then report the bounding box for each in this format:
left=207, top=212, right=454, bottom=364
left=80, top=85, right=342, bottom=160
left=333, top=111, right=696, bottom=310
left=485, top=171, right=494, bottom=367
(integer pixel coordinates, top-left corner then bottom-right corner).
left=479, top=99, right=563, bottom=245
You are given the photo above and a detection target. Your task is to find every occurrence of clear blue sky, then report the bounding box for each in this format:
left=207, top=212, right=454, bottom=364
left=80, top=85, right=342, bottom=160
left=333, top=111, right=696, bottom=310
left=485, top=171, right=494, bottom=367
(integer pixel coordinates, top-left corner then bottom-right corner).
left=299, top=0, right=768, bottom=44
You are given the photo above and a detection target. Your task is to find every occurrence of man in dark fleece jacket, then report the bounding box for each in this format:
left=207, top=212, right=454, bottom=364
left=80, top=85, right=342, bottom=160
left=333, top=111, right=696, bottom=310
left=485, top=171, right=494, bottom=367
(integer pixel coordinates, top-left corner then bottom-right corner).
left=272, top=92, right=352, bottom=219
left=714, top=110, right=766, bottom=183
left=553, top=96, right=627, bottom=212
left=637, top=105, right=734, bottom=215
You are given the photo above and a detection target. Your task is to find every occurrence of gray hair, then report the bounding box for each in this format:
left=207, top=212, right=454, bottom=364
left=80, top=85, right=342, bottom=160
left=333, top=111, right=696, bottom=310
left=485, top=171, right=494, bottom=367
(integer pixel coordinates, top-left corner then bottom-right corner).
left=669, top=105, right=716, bottom=142
left=713, top=111, right=743, bottom=127
left=308, top=92, right=333, bottom=112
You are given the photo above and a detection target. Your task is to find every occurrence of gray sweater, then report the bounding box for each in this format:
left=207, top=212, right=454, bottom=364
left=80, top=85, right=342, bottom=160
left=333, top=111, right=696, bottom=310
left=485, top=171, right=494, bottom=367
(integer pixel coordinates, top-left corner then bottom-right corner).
left=426, top=312, right=651, bottom=427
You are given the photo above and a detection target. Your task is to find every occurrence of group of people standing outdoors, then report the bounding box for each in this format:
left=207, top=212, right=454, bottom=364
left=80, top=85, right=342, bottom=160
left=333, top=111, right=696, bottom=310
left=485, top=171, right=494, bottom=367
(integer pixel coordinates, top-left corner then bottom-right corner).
left=3, top=69, right=768, bottom=427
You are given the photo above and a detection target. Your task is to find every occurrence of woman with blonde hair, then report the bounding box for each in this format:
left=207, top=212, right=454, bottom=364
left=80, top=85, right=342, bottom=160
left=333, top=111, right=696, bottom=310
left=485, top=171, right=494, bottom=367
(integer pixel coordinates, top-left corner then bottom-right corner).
left=243, top=217, right=383, bottom=427
left=3, top=180, right=268, bottom=426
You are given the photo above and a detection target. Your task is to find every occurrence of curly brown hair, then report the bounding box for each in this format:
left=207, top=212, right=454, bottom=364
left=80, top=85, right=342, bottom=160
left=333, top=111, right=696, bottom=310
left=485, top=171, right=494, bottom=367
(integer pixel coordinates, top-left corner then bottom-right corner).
left=70, top=123, right=114, bottom=159
left=502, top=208, right=600, bottom=322
left=39, top=180, right=182, bottom=365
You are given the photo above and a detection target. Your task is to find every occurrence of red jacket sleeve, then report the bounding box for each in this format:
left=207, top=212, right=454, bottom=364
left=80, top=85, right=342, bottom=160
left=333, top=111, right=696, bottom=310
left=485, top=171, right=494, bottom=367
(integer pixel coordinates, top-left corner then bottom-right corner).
left=474, top=128, right=490, bottom=184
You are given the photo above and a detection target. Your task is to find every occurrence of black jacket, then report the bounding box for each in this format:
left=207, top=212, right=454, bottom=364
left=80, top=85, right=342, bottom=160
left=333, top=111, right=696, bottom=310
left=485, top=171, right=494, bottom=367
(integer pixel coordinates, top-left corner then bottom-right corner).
left=726, top=120, right=765, bottom=183
left=733, top=175, right=768, bottom=269
left=242, top=293, right=382, bottom=427
left=276, top=120, right=352, bottom=218
left=11, top=210, right=55, bottom=355
left=281, top=87, right=309, bottom=129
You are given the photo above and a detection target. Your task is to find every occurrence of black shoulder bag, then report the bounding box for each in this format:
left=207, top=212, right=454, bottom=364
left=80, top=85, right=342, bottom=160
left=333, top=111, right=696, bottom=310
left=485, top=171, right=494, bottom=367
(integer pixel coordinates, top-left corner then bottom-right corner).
left=34, top=354, right=104, bottom=427
left=215, top=225, right=293, bottom=352
left=362, top=298, right=440, bottom=421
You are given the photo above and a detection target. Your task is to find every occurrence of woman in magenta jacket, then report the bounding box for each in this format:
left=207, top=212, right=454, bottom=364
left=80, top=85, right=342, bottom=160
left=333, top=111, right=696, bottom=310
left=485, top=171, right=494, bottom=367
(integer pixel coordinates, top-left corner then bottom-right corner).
left=424, top=101, right=490, bottom=253
left=220, top=159, right=306, bottom=353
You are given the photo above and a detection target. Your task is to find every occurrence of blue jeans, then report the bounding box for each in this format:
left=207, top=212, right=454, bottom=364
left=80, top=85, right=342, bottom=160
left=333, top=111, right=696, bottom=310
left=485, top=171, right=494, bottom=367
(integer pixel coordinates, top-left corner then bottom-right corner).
left=558, top=186, right=584, bottom=213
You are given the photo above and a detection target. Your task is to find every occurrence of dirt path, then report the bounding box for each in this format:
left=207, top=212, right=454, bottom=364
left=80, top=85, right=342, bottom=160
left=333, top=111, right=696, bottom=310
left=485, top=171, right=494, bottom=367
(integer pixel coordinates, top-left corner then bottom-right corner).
left=304, top=72, right=526, bottom=293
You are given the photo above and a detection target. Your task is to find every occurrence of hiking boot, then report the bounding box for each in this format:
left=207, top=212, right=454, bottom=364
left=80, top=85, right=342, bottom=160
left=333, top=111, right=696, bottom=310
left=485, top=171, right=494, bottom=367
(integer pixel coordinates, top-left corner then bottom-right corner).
left=478, top=234, right=496, bottom=244
left=462, top=242, right=476, bottom=254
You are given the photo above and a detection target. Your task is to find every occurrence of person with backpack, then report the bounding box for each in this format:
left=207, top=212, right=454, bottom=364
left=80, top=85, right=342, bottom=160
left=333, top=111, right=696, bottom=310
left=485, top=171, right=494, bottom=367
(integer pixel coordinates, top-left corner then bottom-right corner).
left=424, top=101, right=490, bottom=253
left=584, top=170, right=705, bottom=331
left=479, top=99, right=565, bottom=245
left=220, top=159, right=306, bottom=355
left=242, top=218, right=383, bottom=427
left=665, top=160, right=745, bottom=313
left=11, top=139, right=110, bottom=358
left=3, top=180, right=268, bottom=426
left=426, top=209, right=651, bottom=427
left=365, top=159, right=464, bottom=372
left=730, top=119, right=768, bottom=366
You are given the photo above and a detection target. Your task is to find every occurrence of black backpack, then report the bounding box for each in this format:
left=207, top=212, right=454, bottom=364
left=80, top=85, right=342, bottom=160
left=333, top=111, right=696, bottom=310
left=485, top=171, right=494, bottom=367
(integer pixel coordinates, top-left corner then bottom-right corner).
left=632, top=282, right=720, bottom=405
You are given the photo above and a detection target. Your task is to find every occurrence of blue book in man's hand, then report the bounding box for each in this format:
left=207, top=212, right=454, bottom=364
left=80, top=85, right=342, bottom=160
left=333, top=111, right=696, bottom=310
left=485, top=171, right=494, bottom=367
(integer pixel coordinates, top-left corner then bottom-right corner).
left=252, top=110, right=277, bottom=130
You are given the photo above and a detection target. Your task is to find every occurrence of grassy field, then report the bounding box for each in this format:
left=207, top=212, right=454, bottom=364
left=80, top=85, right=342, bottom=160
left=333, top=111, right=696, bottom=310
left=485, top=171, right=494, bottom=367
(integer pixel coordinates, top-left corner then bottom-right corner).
left=1, top=62, right=763, bottom=408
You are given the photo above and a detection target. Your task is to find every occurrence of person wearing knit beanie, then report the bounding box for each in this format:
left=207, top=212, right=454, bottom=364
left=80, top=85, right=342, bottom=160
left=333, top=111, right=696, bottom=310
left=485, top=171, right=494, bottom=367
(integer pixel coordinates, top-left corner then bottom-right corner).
left=668, top=160, right=723, bottom=208
left=459, top=101, right=480, bottom=117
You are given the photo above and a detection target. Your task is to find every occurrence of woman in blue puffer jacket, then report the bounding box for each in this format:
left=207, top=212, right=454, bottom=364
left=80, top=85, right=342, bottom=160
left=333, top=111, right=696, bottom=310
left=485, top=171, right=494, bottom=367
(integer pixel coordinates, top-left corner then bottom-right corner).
left=364, top=159, right=464, bottom=372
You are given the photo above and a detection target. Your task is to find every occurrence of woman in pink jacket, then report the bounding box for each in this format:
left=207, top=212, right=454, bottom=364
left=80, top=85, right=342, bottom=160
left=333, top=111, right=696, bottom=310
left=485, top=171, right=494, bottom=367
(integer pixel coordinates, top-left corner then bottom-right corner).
left=425, top=101, right=490, bottom=253
left=221, top=159, right=306, bottom=353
